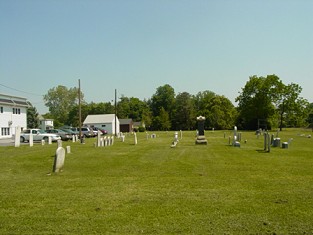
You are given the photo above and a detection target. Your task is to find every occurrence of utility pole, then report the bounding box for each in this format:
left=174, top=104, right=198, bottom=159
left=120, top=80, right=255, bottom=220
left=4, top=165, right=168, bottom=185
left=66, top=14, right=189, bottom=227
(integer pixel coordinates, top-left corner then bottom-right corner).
left=115, top=89, right=117, bottom=136
left=78, top=79, right=82, bottom=143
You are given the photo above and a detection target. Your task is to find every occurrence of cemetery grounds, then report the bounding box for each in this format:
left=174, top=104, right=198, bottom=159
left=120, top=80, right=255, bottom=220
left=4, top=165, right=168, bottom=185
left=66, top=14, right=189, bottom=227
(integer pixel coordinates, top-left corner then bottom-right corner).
left=0, top=129, right=313, bottom=234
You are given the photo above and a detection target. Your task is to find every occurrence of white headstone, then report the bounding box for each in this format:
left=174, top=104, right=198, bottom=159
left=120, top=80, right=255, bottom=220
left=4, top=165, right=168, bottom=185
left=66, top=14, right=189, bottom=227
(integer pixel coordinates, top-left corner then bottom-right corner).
left=57, top=139, right=62, bottom=148
left=104, top=136, right=108, bottom=146
left=53, top=147, right=66, bottom=173
left=14, top=126, right=21, bottom=147
left=134, top=133, right=137, bottom=145
left=48, top=136, right=52, bottom=145
left=121, top=135, right=125, bottom=142
left=66, top=146, right=71, bottom=154
left=111, top=136, right=114, bottom=145
left=72, top=135, right=75, bottom=142
left=29, top=133, right=33, bottom=147
left=174, top=132, right=178, bottom=142
left=97, top=131, right=101, bottom=147
left=41, top=139, right=45, bottom=145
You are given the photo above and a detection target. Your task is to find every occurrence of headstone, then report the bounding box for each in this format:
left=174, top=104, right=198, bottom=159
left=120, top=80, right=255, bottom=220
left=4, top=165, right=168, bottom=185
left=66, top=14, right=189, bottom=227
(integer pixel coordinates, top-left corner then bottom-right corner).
left=174, top=132, right=179, bottom=143
left=134, top=133, right=138, bottom=145
left=263, top=133, right=266, bottom=151
left=97, top=131, right=101, bottom=147
left=271, top=134, right=274, bottom=145
left=66, top=146, right=71, bottom=154
left=14, top=126, right=21, bottom=147
left=111, top=136, right=114, bottom=145
left=104, top=136, right=108, bottom=146
left=100, top=138, right=104, bottom=147
left=195, top=116, right=207, bottom=145
left=41, top=139, right=45, bottom=145
left=121, top=135, right=125, bottom=142
left=72, top=135, right=75, bottom=142
left=282, top=142, right=288, bottom=149
left=273, top=138, right=280, bottom=147
left=53, top=147, right=66, bottom=173
left=29, top=133, right=33, bottom=147
left=48, top=136, right=52, bottom=145
left=57, top=139, right=62, bottom=148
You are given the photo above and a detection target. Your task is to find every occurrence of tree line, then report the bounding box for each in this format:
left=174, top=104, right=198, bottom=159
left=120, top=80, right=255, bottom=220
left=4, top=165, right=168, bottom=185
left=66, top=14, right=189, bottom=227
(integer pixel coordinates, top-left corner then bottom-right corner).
left=28, top=74, right=313, bottom=131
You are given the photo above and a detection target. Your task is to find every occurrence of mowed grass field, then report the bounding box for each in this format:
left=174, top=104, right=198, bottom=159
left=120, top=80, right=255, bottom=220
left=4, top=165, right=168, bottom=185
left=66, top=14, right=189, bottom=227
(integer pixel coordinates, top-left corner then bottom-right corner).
left=1, top=129, right=313, bottom=234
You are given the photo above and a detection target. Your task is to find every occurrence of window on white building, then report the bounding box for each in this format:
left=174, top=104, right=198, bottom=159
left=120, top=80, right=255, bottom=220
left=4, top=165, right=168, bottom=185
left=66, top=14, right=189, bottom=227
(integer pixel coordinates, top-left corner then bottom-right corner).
left=13, top=108, right=21, bottom=114
left=1, top=128, right=10, bottom=136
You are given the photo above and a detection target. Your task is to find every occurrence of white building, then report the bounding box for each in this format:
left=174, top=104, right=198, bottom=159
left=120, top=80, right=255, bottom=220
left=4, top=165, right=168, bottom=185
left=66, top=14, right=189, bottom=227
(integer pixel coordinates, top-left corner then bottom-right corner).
left=38, top=115, right=54, bottom=130
left=0, top=93, right=30, bottom=139
left=83, top=114, right=120, bottom=135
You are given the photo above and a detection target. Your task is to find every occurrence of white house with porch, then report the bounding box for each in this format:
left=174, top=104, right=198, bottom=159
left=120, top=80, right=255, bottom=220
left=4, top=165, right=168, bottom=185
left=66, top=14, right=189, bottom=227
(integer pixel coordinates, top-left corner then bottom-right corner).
left=83, top=114, right=120, bottom=135
left=0, top=93, right=30, bottom=139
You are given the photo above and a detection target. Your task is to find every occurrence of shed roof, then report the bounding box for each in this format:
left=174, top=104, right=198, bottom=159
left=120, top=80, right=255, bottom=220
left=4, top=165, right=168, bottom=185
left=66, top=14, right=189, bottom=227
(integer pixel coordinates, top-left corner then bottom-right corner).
left=84, top=114, right=118, bottom=124
left=119, top=119, right=133, bottom=125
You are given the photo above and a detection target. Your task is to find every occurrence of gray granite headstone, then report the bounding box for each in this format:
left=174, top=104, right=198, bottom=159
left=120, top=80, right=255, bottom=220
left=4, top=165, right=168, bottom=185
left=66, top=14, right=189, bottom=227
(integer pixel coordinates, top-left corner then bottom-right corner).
left=53, top=147, right=66, bottom=173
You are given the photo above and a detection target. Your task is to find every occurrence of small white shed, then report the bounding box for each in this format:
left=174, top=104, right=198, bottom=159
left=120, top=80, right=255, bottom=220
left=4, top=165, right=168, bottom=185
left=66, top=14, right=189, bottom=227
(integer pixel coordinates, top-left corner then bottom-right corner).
left=83, top=114, right=120, bottom=135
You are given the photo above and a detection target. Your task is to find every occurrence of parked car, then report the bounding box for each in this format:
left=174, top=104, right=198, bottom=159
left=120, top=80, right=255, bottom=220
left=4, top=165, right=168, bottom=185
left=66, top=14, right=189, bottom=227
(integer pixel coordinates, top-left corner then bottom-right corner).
left=46, top=129, right=72, bottom=141
left=20, top=129, right=61, bottom=143
left=69, top=127, right=95, bottom=138
left=92, top=127, right=108, bottom=135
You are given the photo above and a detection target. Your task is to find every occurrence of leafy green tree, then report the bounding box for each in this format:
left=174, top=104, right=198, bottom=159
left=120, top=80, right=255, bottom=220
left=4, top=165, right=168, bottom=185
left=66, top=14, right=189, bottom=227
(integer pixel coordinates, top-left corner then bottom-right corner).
left=66, top=104, right=89, bottom=127
left=274, top=83, right=309, bottom=130
left=173, top=92, right=196, bottom=130
left=206, top=95, right=237, bottom=130
left=88, top=102, right=114, bottom=115
left=236, top=75, right=278, bottom=130
left=27, top=105, right=39, bottom=128
left=153, top=107, right=171, bottom=130
left=117, top=96, right=150, bottom=121
left=193, top=90, right=216, bottom=129
left=150, top=84, right=175, bottom=117
left=43, top=85, right=84, bottom=126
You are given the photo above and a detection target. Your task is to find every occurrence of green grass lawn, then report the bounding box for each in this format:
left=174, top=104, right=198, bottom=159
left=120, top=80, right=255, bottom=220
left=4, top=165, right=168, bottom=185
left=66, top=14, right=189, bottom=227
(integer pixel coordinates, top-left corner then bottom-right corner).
left=1, top=129, right=313, bottom=234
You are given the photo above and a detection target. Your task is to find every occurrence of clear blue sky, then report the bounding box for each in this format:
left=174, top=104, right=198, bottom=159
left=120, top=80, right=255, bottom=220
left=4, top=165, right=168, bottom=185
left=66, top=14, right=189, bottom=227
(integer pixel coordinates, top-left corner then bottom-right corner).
left=1, top=0, right=312, bottom=113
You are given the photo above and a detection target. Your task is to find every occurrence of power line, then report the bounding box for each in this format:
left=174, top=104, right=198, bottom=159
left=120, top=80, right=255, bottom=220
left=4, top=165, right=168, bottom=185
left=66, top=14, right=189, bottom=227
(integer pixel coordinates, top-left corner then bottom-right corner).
left=0, top=83, right=43, bottom=97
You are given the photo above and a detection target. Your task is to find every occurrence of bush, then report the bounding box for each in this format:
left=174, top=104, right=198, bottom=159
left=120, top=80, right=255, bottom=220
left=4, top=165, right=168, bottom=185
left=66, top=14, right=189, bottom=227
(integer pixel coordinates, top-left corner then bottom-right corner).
left=138, top=126, right=146, bottom=132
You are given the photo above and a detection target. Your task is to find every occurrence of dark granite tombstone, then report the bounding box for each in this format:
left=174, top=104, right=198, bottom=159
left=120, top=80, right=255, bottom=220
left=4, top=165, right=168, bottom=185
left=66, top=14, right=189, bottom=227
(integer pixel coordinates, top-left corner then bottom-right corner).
left=195, top=116, right=207, bottom=145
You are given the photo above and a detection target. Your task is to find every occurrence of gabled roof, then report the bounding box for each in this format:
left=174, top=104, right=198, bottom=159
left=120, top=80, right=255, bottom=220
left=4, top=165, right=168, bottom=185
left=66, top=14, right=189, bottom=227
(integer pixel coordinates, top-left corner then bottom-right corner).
left=84, top=114, right=118, bottom=124
left=119, top=119, right=133, bottom=125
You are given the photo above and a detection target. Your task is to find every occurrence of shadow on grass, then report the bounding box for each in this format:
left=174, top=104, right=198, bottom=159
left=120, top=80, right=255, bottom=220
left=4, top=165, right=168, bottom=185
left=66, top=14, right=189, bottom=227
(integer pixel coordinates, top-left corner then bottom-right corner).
left=256, top=149, right=271, bottom=154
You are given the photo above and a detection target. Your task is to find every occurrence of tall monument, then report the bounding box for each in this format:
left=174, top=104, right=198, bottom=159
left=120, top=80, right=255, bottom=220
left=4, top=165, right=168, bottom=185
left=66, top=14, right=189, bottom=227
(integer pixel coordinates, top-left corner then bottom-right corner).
left=195, top=116, right=208, bottom=145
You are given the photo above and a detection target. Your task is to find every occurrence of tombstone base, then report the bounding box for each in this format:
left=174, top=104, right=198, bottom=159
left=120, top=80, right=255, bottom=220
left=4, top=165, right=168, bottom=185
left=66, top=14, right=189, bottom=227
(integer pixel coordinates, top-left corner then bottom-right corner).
left=233, top=141, right=241, bottom=147
left=195, top=136, right=208, bottom=145
left=282, top=142, right=289, bottom=149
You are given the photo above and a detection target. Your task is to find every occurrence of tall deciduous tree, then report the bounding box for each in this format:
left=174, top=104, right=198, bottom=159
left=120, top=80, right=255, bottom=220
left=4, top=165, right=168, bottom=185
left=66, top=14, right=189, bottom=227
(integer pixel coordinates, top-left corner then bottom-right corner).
left=173, top=92, right=196, bottom=130
left=274, top=83, right=309, bottom=130
left=236, top=75, right=278, bottom=129
left=44, top=85, right=84, bottom=125
left=206, top=95, right=237, bottom=130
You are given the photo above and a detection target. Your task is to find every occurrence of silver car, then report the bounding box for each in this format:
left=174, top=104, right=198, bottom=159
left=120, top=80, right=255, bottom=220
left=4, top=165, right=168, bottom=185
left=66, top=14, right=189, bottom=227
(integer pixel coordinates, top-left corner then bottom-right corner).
left=20, top=129, right=61, bottom=142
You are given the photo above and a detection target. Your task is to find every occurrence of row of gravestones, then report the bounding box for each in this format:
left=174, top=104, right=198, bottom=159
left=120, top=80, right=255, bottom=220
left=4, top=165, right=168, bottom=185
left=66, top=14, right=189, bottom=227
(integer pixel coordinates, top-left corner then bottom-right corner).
left=95, top=132, right=115, bottom=147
